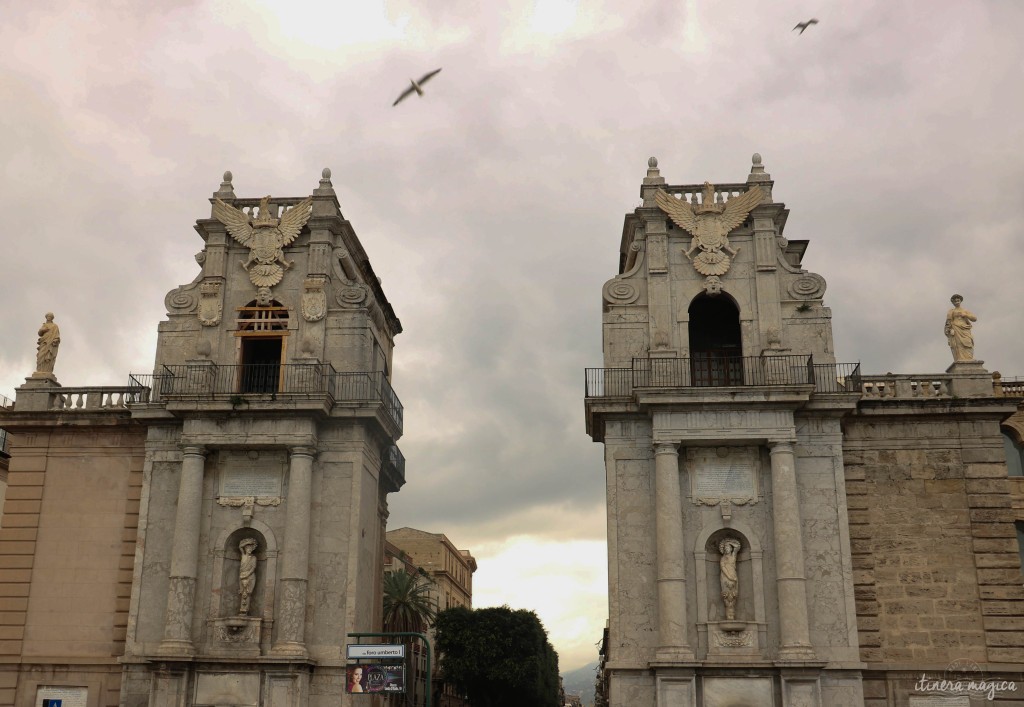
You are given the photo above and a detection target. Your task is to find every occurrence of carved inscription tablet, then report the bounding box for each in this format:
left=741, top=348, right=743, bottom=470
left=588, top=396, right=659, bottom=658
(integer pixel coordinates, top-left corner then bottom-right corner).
left=219, top=450, right=286, bottom=498
left=37, top=686, right=88, bottom=707
left=221, top=468, right=282, bottom=497
left=689, top=447, right=758, bottom=504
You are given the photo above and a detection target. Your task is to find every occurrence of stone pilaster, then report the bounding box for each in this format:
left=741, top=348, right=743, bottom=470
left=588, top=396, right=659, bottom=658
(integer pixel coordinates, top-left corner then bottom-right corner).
left=158, top=446, right=207, bottom=656
left=272, top=446, right=316, bottom=657
left=769, top=441, right=815, bottom=660
left=654, top=441, right=693, bottom=661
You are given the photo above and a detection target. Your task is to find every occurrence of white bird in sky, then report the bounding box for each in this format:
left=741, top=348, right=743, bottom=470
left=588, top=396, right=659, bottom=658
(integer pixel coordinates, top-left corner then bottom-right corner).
left=793, top=18, right=819, bottom=34
left=392, top=68, right=443, bottom=106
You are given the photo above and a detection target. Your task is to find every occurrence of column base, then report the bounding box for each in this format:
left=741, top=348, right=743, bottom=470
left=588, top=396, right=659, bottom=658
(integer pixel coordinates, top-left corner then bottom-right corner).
left=155, top=639, right=196, bottom=657
left=776, top=645, right=817, bottom=662
left=654, top=647, right=695, bottom=663
left=271, top=641, right=309, bottom=658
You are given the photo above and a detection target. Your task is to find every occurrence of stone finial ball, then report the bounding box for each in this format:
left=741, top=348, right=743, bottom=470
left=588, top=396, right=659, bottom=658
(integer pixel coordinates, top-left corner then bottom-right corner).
left=223, top=171, right=232, bottom=182
left=752, top=153, right=762, bottom=165
left=648, top=157, right=658, bottom=169
left=322, top=168, right=331, bottom=179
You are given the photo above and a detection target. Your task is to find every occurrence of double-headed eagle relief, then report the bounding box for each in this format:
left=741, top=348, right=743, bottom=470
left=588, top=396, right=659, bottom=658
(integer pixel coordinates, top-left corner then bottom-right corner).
left=655, top=182, right=763, bottom=277
left=213, top=195, right=313, bottom=288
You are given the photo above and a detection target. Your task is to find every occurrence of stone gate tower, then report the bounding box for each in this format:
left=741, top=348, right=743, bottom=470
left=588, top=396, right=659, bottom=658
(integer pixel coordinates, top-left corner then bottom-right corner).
left=586, top=156, right=864, bottom=706
left=116, top=169, right=406, bottom=706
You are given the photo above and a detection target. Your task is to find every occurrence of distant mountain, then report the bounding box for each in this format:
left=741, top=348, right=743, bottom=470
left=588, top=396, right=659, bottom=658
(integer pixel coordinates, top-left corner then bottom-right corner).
left=562, top=660, right=599, bottom=706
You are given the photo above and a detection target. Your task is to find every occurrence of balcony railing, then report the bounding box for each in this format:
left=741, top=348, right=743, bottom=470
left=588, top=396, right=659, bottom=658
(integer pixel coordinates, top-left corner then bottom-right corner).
left=128, top=364, right=403, bottom=428
left=585, top=356, right=861, bottom=397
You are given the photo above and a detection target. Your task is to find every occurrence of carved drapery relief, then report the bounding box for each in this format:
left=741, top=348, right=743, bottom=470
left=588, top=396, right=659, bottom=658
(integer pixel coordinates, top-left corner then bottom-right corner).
left=718, top=536, right=742, bottom=620
left=301, top=276, right=328, bottom=321
left=34, top=313, right=60, bottom=375
left=945, top=293, right=977, bottom=362
left=197, top=281, right=222, bottom=326
left=238, top=538, right=258, bottom=615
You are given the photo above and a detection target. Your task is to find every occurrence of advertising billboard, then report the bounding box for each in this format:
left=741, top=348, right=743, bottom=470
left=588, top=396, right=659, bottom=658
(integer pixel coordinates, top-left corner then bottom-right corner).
left=346, top=664, right=405, bottom=694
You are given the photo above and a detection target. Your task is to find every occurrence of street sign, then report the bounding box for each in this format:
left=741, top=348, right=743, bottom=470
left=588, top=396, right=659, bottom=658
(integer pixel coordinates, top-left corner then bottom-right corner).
left=346, top=643, right=406, bottom=660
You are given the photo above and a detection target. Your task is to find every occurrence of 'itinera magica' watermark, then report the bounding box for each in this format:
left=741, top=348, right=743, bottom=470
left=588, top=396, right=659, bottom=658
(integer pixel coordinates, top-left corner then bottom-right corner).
left=914, top=660, right=1018, bottom=701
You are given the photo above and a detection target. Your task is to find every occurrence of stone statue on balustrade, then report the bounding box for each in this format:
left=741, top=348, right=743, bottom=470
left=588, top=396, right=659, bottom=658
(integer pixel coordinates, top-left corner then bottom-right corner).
left=718, top=536, right=741, bottom=620
left=34, top=312, right=61, bottom=378
left=944, top=294, right=977, bottom=362
left=238, top=538, right=258, bottom=615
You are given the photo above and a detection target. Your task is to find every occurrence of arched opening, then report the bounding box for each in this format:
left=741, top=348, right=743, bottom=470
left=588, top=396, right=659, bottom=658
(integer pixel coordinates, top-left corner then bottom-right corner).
left=688, top=294, right=742, bottom=386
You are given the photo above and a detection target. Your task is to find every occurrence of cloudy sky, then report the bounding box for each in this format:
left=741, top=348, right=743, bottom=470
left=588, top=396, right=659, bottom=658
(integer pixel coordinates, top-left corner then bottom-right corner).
left=2, top=0, right=1023, bottom=671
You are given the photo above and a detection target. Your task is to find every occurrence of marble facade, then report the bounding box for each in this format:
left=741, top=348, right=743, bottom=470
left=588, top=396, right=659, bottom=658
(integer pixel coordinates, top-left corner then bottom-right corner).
left=0, top=170, right=406, bottom=707
left=586, top=156, right=1024, bottom=706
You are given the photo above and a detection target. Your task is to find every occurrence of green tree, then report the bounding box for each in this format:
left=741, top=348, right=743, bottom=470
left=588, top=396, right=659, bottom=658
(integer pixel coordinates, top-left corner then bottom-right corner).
left=383, top=569, right=436, bottom=633
left=382, top=570, right=436, bottom=706
left=434, top=605, right=560, bottom=707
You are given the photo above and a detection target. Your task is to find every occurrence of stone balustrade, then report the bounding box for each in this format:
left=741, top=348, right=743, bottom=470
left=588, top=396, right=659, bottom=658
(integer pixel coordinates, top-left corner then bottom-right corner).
left=662, top=182, right=754, bottom=206
left=860, top=375, right=951, bottom=399
left=48, top=387, right=149, bottom=411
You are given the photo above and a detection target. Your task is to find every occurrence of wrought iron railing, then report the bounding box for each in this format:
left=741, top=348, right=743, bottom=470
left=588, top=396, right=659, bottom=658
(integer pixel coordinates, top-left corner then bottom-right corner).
left=128, top=364, right=403, bottom=428
left=384, top=444, right=406, bottom=484
left=585, top=356, right=860, bottom=397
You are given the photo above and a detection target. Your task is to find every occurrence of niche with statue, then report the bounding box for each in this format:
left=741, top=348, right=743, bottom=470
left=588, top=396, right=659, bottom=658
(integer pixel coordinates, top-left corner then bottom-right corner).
left=207, top=524, right=278, bottom=656
left=695, top=527, right=766, bottom=658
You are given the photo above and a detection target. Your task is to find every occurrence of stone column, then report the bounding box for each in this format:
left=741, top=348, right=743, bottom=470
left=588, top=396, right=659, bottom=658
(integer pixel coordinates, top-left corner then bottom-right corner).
left=158, top=446, right=207, bottom=656
left=654, top=442, right=694, bottom=660
left=769, top=441, right=815, bottom=660
left=272, top=446, right=316, bottom=656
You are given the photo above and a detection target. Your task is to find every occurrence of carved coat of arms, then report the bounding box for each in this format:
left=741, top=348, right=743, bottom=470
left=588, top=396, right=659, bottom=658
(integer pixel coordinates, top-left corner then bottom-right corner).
left=197, top=280, right=222, bottom=326
left=213, top=196, right=313, bottom=288
left=655, top=182, right=763, bottom=277
left=301, top=277, right=327, bottom=322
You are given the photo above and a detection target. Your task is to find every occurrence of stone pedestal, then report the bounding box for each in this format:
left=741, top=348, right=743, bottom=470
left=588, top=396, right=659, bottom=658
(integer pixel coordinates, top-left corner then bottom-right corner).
left=945, top=360, right=991, bottom=397
left=14, top=376, right=60, bottom=412
left=209, top=616, right=262, bottom=658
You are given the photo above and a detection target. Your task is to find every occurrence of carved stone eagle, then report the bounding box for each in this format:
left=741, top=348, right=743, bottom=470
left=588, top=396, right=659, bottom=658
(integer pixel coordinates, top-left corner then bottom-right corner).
left=213, top=195, right=313, bottom=288
left=655, top=182, right=763, bottom=277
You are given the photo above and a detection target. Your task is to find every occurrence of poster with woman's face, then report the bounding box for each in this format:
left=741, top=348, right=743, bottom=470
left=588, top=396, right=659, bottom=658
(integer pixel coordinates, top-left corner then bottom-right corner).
left=346, top=664, right=405, bottom=693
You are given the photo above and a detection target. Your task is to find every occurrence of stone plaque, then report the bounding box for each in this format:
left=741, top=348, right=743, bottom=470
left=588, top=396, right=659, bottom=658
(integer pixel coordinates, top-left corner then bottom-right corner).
left=36, top=686, right=88, bottom=707
left=689, top=447, right=758, bottom=504
left=909, top=697, right=970, bottom=707
left=221, top=467, right=282, bottom=497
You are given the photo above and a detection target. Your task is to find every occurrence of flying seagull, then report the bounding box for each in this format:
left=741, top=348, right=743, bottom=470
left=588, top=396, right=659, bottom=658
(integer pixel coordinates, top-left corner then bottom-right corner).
left=392, top=68, right=442, bottom=106
left=793, top=18, right=819, bottom=34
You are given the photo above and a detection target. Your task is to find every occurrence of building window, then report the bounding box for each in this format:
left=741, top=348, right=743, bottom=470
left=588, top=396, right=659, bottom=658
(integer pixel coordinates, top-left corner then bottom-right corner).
left=1003, top=432, right=1024, bottom=477
left=688, top=293, right=742, bottom=385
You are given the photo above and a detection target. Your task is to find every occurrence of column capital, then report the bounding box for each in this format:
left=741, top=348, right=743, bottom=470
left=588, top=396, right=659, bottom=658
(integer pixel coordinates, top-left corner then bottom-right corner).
left=768, top=440, right=795, bottom=455
left=653, top=441, right=680, bottom=456
left=289, top=446, right=318, bottom=460
left=180, top=445, right=207, bottom=457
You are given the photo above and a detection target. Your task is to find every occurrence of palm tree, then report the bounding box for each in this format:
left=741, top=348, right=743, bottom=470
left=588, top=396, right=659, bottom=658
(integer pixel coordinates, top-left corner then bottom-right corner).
left=383, top=569, right=436, bottom=706
left=383, top=569, right=437, bottom=633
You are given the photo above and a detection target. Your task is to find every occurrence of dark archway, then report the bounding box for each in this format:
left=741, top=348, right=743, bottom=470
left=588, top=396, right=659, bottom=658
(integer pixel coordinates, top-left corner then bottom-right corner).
left=688, top=294, right=742, bottom=385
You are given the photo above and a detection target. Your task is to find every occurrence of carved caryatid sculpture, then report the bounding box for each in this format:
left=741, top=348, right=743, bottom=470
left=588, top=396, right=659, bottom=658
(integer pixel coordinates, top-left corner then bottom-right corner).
left=944, top=293, right=977, bottom=362
left=34, top=312, right=60, bottom=376
left=655, top=182, right=763, bottom=278
left=238, top=538, right=258, bottom=615
left=718, top=537, right=742, bottom=621
left=213, top=195, right=313, bottom=289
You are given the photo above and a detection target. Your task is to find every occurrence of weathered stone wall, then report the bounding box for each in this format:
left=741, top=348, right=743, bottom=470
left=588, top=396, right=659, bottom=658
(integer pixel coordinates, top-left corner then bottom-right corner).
left=844, top=406, right=1024, bottom=704
left=0, top=418, right=144, bottom=707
